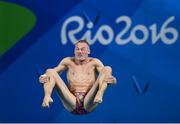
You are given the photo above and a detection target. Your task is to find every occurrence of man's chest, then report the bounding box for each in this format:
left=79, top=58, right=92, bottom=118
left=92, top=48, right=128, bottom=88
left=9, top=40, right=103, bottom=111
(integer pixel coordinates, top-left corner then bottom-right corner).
left=69, top=64, right=95, bottom=74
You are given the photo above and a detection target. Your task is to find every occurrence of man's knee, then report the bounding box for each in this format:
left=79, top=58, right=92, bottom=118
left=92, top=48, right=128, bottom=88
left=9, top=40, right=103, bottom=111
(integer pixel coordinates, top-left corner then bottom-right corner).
left=100, top=66, right=112, bottom=75
left=46, top=68, right=56, bottom=75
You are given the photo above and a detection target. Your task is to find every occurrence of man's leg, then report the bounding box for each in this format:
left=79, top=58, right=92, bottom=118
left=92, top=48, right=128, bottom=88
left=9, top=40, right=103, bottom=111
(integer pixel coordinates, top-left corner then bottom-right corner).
left=84, top=66, right=115, bottom=112
left=42, top=69, right=76, bottom=112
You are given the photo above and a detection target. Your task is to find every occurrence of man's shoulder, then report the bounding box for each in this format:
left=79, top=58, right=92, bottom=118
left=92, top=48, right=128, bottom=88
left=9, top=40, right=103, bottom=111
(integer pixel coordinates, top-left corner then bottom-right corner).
left=89, top=57, right=102, bottom=63
left=61, top=57, right=74, bottom=63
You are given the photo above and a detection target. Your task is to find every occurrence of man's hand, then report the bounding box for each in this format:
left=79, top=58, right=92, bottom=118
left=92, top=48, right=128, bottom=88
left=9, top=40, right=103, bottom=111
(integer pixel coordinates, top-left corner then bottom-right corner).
left=39, top=74, right=50, bottom=84
left=103, top=75, right=117, bottom=85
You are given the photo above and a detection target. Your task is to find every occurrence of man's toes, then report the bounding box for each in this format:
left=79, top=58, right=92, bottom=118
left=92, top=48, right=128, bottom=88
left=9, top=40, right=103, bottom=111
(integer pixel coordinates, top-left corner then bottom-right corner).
left=49, top=97, right=53, bottom=103
left=94, top=98, right=102, bottom=104
left=97, top=98, right=102, bottom=103
left=42, top=102, right=46, bottom=107
left=42, top=101, right=49, bottom=108
left=94, top=95, right=103, bottom=104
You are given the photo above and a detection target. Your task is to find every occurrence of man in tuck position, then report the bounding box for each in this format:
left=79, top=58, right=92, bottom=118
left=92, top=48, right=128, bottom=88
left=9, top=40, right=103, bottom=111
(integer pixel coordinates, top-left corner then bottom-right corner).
left=39, top=40, right=116, bottom=114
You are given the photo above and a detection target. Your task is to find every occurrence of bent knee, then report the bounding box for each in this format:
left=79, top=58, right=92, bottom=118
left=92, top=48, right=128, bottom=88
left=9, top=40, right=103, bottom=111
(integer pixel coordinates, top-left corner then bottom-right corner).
left=101, top=66, right=112, bottom=74
left=46, top=68, right=56, bottom=75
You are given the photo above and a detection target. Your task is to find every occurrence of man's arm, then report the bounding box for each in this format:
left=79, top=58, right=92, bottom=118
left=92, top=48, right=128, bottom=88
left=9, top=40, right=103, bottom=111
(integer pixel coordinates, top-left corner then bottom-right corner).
left=93, top=58, right=116, bottom=84
left=93, top=58, right=104, bottom=73
left=53, top=57, right=70, bottom=73
left=39, top=57, right=69, bottom=84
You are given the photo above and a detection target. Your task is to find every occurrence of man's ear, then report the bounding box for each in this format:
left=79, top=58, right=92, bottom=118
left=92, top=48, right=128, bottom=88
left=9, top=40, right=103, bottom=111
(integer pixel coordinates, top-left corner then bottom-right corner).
left=88, top=47, right=90, bottom=54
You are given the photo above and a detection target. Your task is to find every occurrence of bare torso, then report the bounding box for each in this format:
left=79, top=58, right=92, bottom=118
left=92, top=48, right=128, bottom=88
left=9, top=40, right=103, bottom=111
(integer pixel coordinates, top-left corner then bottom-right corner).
left=66, top=57, right=97, bottom=94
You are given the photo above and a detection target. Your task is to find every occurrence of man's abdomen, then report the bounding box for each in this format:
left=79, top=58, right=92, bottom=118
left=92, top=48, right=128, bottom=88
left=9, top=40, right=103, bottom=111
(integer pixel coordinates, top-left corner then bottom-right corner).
left=68, top=81, right=94, bottom=94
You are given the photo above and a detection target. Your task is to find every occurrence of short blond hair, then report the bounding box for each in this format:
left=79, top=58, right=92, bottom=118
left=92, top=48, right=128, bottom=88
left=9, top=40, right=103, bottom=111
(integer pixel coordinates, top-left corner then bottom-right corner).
left=75, top=40, right=90, bottom=46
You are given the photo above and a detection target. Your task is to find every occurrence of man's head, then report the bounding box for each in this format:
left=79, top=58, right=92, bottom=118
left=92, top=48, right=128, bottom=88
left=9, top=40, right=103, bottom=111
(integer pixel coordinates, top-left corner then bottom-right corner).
left=74, top=40, right=90, bottom=61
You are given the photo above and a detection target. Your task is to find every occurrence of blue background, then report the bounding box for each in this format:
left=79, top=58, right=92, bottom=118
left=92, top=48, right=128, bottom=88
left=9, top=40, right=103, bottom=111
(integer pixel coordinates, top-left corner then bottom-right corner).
left=0, top=0, right=180, bottom=122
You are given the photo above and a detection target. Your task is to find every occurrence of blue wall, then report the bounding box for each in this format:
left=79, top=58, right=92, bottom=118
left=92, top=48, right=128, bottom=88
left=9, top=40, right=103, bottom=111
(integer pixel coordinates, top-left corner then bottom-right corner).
left=0, top=0, right=180, bottom=122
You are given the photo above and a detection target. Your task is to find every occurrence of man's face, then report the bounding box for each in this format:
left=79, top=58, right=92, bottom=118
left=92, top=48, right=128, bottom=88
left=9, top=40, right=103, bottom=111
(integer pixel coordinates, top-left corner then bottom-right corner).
left=74, top=42, right=90, bottom=61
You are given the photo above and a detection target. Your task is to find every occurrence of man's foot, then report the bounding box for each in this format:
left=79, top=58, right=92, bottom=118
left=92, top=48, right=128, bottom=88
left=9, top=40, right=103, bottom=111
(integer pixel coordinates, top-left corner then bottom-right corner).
left=93, top=92, right=103, bottom=104
left=42, top=96, right=53, bottom=108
